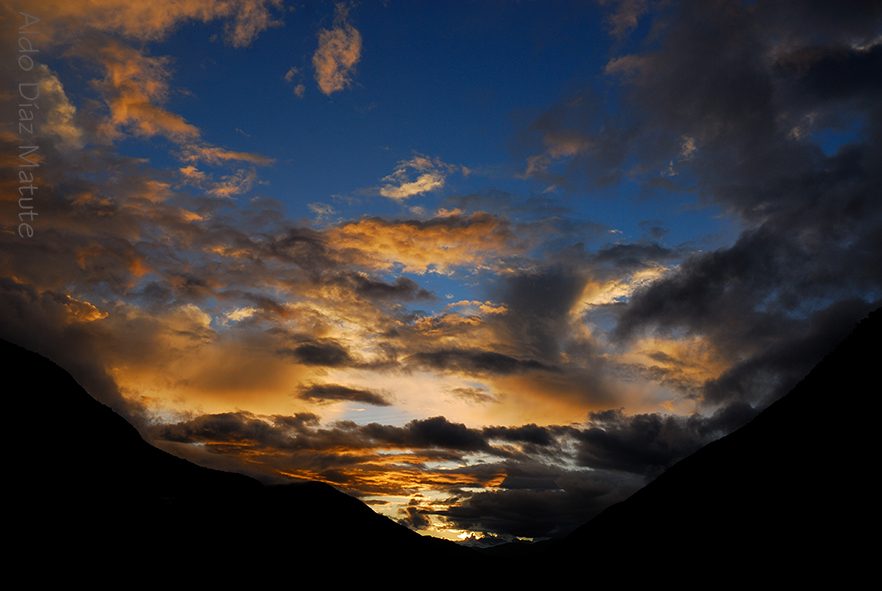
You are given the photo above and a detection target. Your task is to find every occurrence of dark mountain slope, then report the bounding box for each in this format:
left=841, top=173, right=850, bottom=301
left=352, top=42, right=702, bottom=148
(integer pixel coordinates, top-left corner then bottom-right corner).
left=4, top=338, right=478, bottom=583
left=541, top=308, right=879, bottom=584
left=6, top=307, right=876, bottom=583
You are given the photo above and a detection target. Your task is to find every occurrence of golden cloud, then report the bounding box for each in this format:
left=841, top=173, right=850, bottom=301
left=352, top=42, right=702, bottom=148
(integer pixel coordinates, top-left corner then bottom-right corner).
left=180, top=145, right=275, bottom=166
left=313, top=3, right=362, bottom=95
left=5, top=0, right=283, bottom=47
left=92, top=40, right=199, bottom=142
left=329, top=213, right=526, bottom=274
left=379, top=155, right=464, bottom=200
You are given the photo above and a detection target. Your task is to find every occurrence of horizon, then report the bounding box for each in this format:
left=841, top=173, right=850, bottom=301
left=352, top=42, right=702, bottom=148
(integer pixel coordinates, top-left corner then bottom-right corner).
left=2, top=0, right=880, bottom=545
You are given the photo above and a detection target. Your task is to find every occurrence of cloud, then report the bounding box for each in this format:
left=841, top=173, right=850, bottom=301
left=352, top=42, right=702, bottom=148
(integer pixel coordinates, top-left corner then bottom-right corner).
left=143, top=398, right=759, bottom=534
left=380, top=173, right=444, bottom=200
left=33, top=66, right=85, bottom=151
left=0, top=4, right=276, bottom=174
left=339, top=273, right=435, bottom=301
left=207, top=168, right=259, bottom=198
left=90, top=40, right=200, bottom=143
left=223, top=0, right=285, bottom=48
left=448, top=386, right=497, bottom=405
left=398, top=497, right=431, bottom=530
left=3, top=0, right=284, bottom=47
left=179, top=145, right=275, bottom=166
left=519, top=0, right=882, bottom=416
left=573, top=406, right=756, bottom=477
left=177, top=165, right=265, bottom=197
left=280, top=340, right=355, bottom=367
left=379, top=155, right=465, bottom=200
left=155, top=412, right=495, bottom=456
left=297, top=383, right=392, bottom=407
left=87, top=39, right=276, bottom=169
left=442, top=463, right=644, bottom=539
left=408, top=349, right=552, bottom=376
left=328, top=212, right=528, bottom=274
left=313, top=3, right=363, bottom=95
left=284, top=67, right=307, bottom=98
left=597, top=0, right=651, bottom=38
left=483, top=424, right=554, bottom=447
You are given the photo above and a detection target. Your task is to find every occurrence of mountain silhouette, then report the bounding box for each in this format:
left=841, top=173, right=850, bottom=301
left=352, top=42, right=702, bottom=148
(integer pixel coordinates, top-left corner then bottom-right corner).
left=538, top=307, right=879, bottom=584
left=6, top=307, right=877, bottom=583
left=4, top=337, right=478, bottom=583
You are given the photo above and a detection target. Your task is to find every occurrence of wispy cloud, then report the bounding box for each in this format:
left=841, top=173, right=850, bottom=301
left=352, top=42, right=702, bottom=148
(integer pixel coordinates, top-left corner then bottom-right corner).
left=90, top=40, right=199, bottom=143
left=597, top=0, right=650, bottom=38
left=4, top=0, right=284, bottom=47
left=379, top=155, right=466, bottom=200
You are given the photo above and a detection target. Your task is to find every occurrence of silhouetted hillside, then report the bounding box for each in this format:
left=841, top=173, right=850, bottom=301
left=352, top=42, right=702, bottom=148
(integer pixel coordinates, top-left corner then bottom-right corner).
left=541, top=307, right=879, bottom=584
left=6, top=307, right=877, bottom=584
left=4, top=338, right=478, bottom=584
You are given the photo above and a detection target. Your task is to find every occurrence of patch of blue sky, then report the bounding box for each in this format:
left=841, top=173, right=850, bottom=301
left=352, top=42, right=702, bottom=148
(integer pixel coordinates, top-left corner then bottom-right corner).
left=811, top=120, right=865, bottom=156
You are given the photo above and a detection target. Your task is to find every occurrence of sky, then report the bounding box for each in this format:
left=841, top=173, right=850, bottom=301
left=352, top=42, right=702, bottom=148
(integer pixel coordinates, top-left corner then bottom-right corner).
left=2, top=0, right=880, bottom=544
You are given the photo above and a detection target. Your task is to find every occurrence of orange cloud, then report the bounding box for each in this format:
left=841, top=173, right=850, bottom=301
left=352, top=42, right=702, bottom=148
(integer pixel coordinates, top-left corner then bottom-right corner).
left=613, top=334, right=730, bottom=405
left=313, top=3, right=362, bottom=95
left=329, top=213, right=527, bottom=274
left=379, top=155, right=464, bottom=200
left=2, top=2, right=275, bottom=170
left=92, top=40, right=199, bottom=142
left=5, top=0, right=283, bottom=47
left=180, top=145, right=275, bottom=166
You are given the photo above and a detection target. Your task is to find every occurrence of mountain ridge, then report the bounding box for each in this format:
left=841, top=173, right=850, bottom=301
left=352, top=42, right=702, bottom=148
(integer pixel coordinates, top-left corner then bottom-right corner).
left=6, top=307, right=877, bottom=583
left=540, top=307, right=879, bottom=583
left=4, top=336, right=480, bottom=583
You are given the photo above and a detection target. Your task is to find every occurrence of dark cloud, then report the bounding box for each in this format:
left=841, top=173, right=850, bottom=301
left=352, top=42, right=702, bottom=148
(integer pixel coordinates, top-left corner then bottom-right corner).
left=279, top=340, right=355, bottom=367
left=155, top=413, right=493, bottom=456
left=267, top=227, right=333, bottom=272
left=777, top=43, right=882, bottom=107
left=513, top=0, right=882, bottom=415
left=638, top=220, right=669, bottom=241
left=702, top=298, right=881, bottom=407
left=343, top=273, right=435, bottom=301
left=297, top=383, right=391, bottom=407
left=591, top=242, right=677, bottom=274
left=443, top=467, right=644, bottom=539
left=158, top=411, right=290, bottom=447
left=408, top=349, right=552, bottom=375
left=483, top=424, right=553, bottom=447
left=493, top=270, right=587, bottom=363
left=397, top=497, right=431, bottom=530
left=371, top=416, right=491, bottom=452
left=614, top=226, right=799, bottom=346
left=573, top=405, right=757, bottom=477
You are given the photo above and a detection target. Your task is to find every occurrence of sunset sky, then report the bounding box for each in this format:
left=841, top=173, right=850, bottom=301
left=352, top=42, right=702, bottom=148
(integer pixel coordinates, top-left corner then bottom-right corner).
left=2, top=0, right=880, bottom=544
